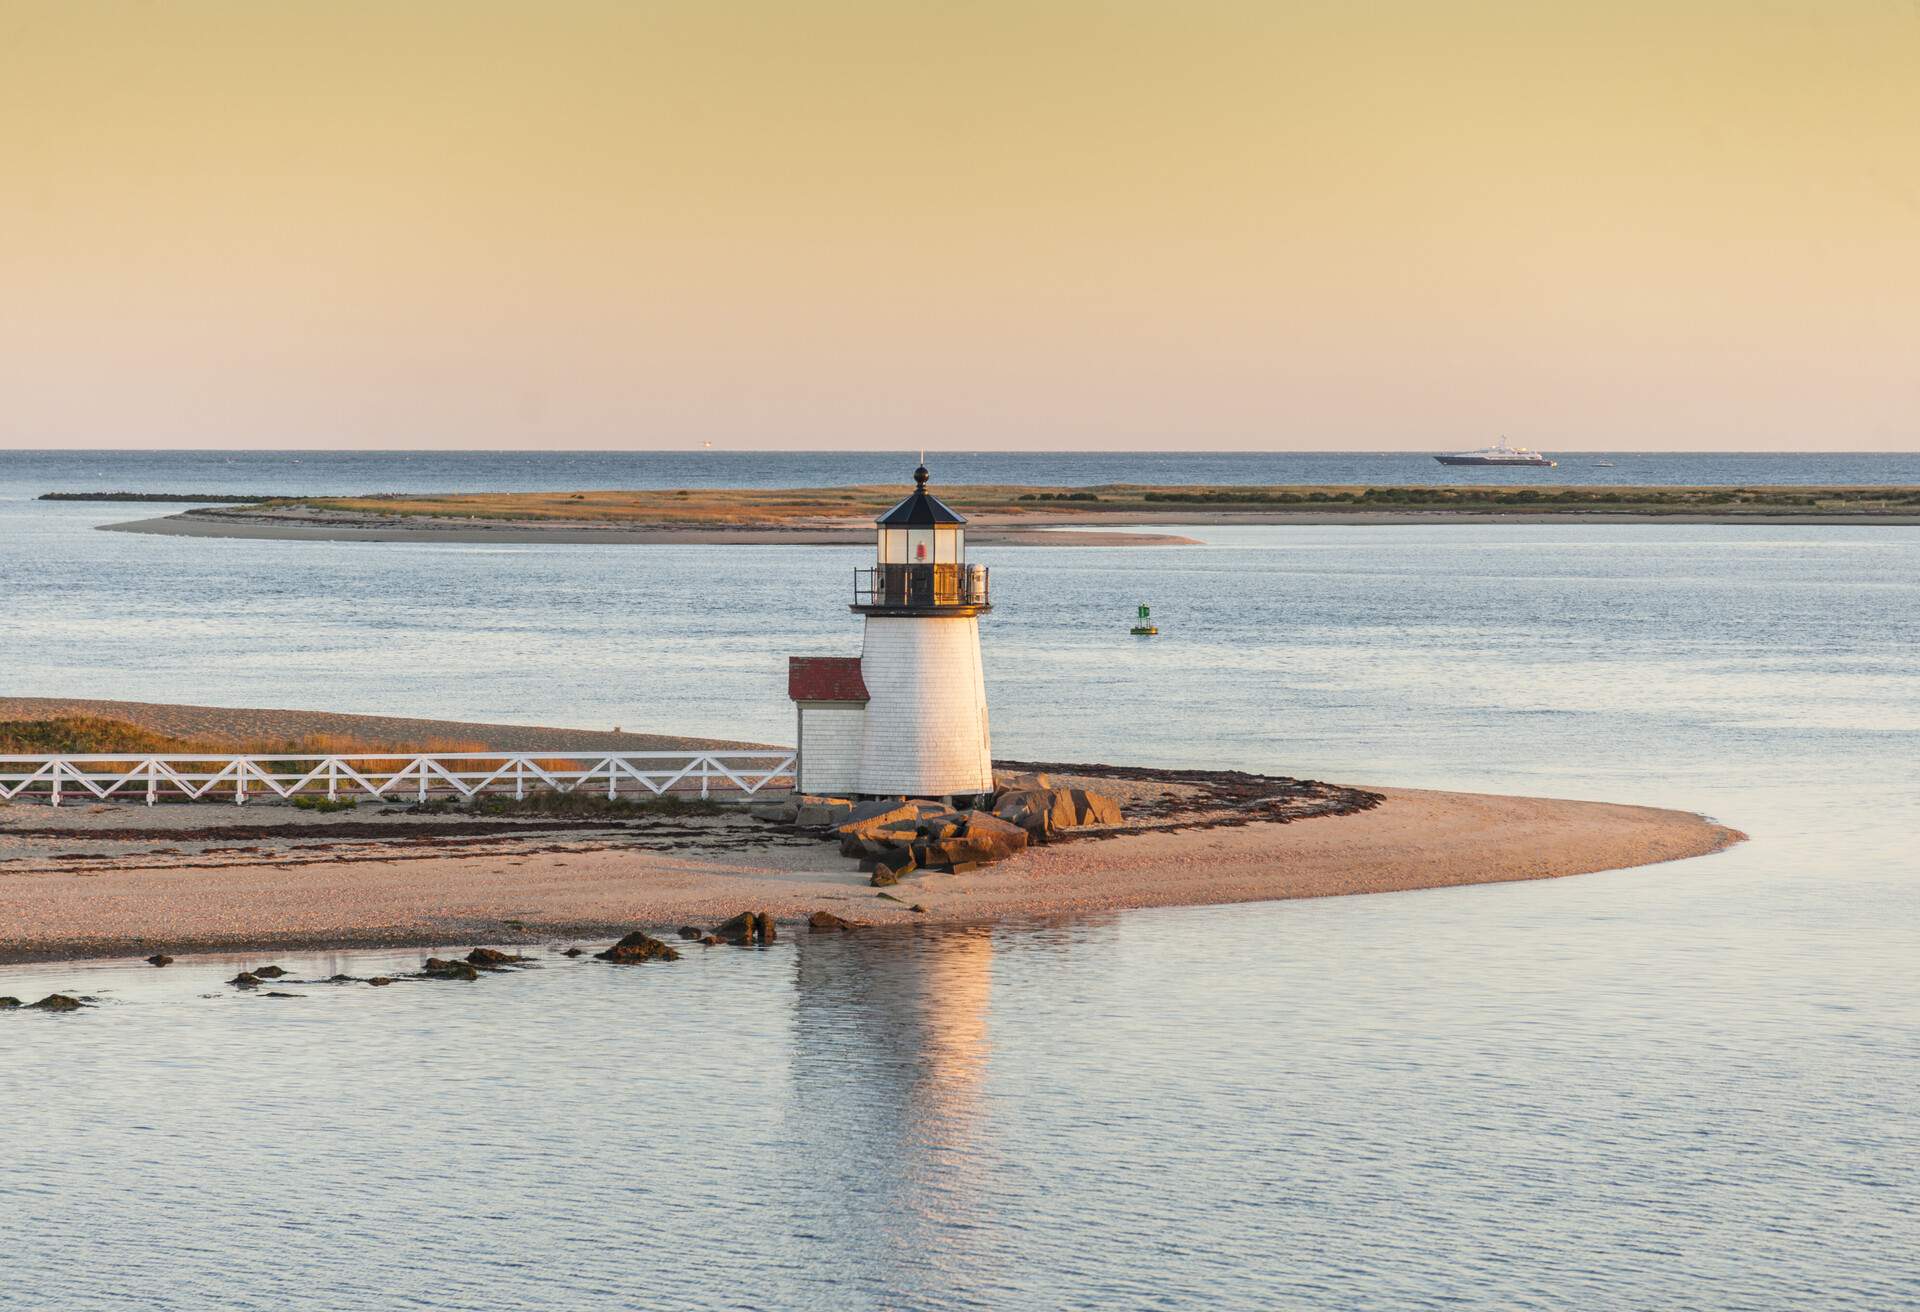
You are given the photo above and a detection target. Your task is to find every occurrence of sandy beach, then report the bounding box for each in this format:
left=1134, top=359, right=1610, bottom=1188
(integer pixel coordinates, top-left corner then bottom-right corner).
left=0, top=698, right=1745, bottom=961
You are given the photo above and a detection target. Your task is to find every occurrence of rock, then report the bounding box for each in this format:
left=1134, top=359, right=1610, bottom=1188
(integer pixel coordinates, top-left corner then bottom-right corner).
left=949, top=861, right=981, bottom=874
left=676, top=926, right=703, bottom=940
left=833, top=799, right=918, bottom=839
left=871, top=848, right=916, bottom=881
left=0, top=997, right=20, bottom=1008
left=27, top=994, right=85, bottom=1011
left=915, top=812, right=965, bottom=841
left=711, top=911, right=774, bottom=945
left=367, top=977, right=395, bottom=986
left=995, top=770, right=1051, bottom=794
left=869, top=867, right=900, bottom=887
left=261, top=992, right=300, bottom=999
left=808, top=910, right=861, bottom=931
left=465, top=947, right=530, bottom=967
left=251, top=965, right=289, bottom=979
left=960, top=811, right=1031, bottom=848
left=597, top=930, right=682, bottom=964
left=1070, top=788, right=1124, bottom=826
left=749, top=800, right=800, bottom=824
left=562, top=947, right=585, bottom=957
left=793, top=795, right=855, bottom=828
left=145, top=953, right=174, bottom=968
left=229, top=971, right=263, bottom=987
left=909, top=904, right=927, bottom=913
left=992, top=786, right=1083, bottom=838
left=700, top=935, right=719, bottom=946
left=419, top=958, right=480, bottom=981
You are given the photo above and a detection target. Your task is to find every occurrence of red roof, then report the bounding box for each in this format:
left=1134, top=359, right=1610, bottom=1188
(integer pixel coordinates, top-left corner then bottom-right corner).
left=788, top=656, right=869, bottom=703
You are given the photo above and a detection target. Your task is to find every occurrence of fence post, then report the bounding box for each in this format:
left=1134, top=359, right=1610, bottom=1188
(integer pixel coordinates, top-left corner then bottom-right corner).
left=515, top=758, right=526, bottom=801
left=417, top=759, right=428, bottom=804
left=147, top=760, right=157, bottom=807
left=51, top=765, right=61, bottom=808
left=327, top=759, right=339, bottom=802
left=236, top=760, right=246, bottom=806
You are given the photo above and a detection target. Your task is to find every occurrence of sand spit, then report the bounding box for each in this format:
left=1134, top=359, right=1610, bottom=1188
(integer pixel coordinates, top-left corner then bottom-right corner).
left=0, top=763, right=1742, bottom=963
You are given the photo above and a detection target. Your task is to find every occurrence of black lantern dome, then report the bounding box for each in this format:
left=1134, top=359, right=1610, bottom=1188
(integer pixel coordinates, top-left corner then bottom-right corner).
left=852, top=464, right=990, bottom=615
left=876, top=465, right=966, bottom=527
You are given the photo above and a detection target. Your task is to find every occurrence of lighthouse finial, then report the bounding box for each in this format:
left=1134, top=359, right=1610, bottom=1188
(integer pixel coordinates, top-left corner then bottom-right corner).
left=914, top=456, right=929, bottom=488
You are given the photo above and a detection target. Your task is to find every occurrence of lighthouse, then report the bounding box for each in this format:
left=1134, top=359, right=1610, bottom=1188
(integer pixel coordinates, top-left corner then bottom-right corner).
left=788, top=464, right=993, bottom=800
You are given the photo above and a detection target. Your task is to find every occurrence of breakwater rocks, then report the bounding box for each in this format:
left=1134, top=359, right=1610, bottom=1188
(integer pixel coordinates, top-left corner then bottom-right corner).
left=748, top=762, right=1384, bottom=889
left=750, top=772, right=1123, bottom=886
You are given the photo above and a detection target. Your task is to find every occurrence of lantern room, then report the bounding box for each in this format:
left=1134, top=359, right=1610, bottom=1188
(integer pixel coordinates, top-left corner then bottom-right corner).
left=853, top=465, right=990, bottom=614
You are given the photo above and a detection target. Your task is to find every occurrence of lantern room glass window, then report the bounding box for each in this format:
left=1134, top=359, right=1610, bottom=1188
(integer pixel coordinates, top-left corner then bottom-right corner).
left=878, top=524, right=963, bottom=565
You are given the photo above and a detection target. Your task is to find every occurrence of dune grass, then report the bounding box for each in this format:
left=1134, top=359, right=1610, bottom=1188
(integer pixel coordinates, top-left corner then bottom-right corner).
left=213, top=483, right=1920, bottom=527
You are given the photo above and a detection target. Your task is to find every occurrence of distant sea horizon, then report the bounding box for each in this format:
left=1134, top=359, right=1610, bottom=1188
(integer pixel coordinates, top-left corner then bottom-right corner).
left=4, top=448, right=1918, bottom=500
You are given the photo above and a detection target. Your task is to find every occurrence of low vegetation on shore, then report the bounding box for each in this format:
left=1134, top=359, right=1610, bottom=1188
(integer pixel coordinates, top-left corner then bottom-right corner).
left=81, top=482, right=1920, bottom=528
left=0, top=715, right=494, bottom=760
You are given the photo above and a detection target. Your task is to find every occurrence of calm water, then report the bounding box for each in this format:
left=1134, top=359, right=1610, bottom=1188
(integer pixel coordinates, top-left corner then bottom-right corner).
left=3, top=453, right=1918, bottom=1310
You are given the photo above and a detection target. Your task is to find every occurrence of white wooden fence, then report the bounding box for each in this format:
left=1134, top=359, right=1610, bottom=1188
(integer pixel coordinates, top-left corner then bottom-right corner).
left=0, top=750, right=796, bottom=807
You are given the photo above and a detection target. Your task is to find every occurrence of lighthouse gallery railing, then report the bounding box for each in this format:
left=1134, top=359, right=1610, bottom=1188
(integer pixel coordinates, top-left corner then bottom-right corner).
left=0, top=750, right=795, bottom=807
left=853, top=563, right=989, bottom=609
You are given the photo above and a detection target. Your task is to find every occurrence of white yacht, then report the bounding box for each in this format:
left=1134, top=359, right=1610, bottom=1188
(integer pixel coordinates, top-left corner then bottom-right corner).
left=1434, top=436, right=1556, bottom=467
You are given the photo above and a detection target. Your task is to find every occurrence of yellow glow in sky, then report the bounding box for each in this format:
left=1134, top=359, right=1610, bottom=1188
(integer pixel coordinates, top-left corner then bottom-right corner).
left=1, top=1, right=1914, bottom=450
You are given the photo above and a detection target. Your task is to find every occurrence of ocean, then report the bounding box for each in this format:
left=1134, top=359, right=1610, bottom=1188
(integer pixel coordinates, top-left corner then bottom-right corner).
left=2, top=451, right=1917, bottom=1310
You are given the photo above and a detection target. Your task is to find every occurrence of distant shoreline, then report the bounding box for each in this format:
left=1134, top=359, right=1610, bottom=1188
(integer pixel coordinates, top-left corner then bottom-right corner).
left=101, top=508, right=1920, bottom=544
left=93, top=482, right=1920, bottom=547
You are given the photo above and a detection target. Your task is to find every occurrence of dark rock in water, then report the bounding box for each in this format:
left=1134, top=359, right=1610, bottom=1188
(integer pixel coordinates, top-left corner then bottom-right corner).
left=251, top=965, right=289, bottom=979
left=676, top=926, right=703, bottom=940
left=229, top=971, right=263, bottom=987
left=0, top=997, right=20, bottom=1008
left=711, top=910, right=775, bottom=945
left=367, top=977, right=395, bottom=987
left=419, top=958, right=480, bottom=981
left=700, top=935, right=719, bottom=946
left=808, top=910, right=860, bottom=931
left=261, top=991, right=301, bottom=999
left=909, top=904, right=927, bottom=914
left=28, top=994, right=85, bottom=1011
left=562, top=947, right=585, bottom=957
left=596, top=931, right=682, bottom=964
left=146, top=954, right=174, bottom=968
left=327, top=974, right=357, bottom=983
left=465, top=947, right=530, bottom=968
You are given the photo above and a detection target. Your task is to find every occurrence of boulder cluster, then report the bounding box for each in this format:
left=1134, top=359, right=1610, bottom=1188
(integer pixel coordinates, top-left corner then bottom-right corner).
left=612, top=911, right=775, bottom=956
left=753, top=771, right=1123, bottom=887
left=1, top=993, right=90, bottom=1011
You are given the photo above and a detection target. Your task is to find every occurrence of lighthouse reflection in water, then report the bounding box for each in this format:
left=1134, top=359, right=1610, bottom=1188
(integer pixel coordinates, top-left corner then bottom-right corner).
left=789, top=926, right=999, bottom=1280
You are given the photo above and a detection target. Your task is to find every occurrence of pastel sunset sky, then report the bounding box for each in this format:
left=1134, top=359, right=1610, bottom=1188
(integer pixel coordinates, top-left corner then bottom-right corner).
left=2, top=1, right=1914, bottom=451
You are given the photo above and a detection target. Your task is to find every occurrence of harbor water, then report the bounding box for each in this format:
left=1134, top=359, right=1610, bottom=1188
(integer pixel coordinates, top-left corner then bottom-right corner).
left=2, top=453, right=1916, bottom=1310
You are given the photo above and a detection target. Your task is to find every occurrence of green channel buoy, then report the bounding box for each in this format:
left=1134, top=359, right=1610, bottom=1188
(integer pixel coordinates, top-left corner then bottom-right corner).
left=1129, top=603, right=1158, bottom=636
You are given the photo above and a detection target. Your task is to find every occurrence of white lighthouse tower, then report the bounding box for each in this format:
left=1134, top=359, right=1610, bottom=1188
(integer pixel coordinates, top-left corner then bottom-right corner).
left=788, top=464, right=993, bottom=800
